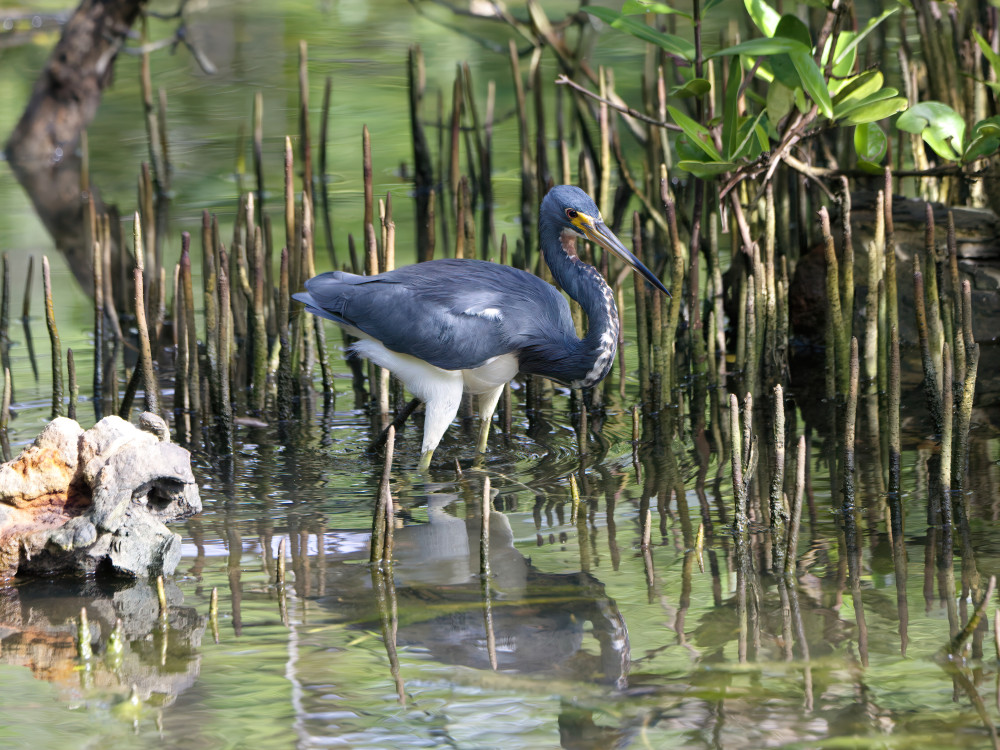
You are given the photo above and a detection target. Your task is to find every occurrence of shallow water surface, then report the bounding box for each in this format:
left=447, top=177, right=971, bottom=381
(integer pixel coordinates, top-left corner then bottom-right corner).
left=1, top=384, right=999, bottom=749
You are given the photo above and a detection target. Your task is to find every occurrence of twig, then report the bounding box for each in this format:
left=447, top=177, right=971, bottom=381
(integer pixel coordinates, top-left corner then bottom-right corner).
left=555, top=74, right=680, bottom=131
left=783, top=153, right=973, bottom=181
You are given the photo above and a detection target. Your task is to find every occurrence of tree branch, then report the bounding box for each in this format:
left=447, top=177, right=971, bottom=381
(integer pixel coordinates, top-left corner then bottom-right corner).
left=555, top=74, right=681, bottom=132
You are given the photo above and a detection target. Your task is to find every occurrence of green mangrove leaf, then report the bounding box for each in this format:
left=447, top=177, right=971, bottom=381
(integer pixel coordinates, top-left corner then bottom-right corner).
left=963, top=135, right=1000, bottom=163
left=832, top=71, right=884, bottom=110
left=833, top=6, right=900, bottom=67
left=974, top=29, right=1000, bottom=74
left=774, top=14, right=812, bottom=48
left=584, top=6, right=695, bottom=59
left=794, top=85, right=809, bottom=114
left=677, top=160, right=737, bottom=178
left=710, top=37, right=809, bottom=59
left=769, top=15, right=820, bottom=104
left=732, top=109, right=769, bottom=161
left=745, top=88, right=767, bottom=107
left=671, top=78, right=712, bottom=98
left=766, top=80, right=794, bottom=124
left=676, top=137, right=707, bottom=163
left=703, top=0, right=727, bottom=14
left=897, top=101, right=965, bottom=160
left=745, top=0, right=781, bottom=36
left=971, top=117, right=1000, bottom=139
left=832, top=33, right=857, bottom=78
left=750, top=59, right=774, bottom=84
left=622, top=0, right=692, bottom=18
left=856, top=158, right=885, bottom=175
left=754, top=120, right=770, bottom=153
left=765, top=114, right=781, bottom=141
left=854, top=122, right=887, bottom=164
left=668, top=105, right=723, bottom=161
left=790, top=48, right=833, bottom=118
left=843, top=96, right=907, bottom=125
left=723, top=57, right=742, bottom=159
left=963, top=116, right=1000, bottom=163
left=824, top=32, right=857, bottom=95
left=769, top=54, right=801, bottom=90
left=835, top=87, right=900, bottom=119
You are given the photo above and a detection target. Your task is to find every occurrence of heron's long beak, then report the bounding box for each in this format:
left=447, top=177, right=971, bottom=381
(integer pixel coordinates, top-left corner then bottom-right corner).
left=582, top=220, right=671, bottom=297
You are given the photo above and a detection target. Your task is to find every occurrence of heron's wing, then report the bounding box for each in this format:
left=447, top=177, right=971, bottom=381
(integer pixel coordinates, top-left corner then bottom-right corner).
left=297, top=260, right=575, bottom=371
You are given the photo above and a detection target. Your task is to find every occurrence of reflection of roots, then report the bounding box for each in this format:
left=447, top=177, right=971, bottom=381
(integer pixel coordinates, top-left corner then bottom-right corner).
left=4, top=0, right=145, bottom=301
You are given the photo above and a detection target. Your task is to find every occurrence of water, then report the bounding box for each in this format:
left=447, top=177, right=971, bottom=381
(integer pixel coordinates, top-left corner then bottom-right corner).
left=2, top=1, right=1000, bottom=748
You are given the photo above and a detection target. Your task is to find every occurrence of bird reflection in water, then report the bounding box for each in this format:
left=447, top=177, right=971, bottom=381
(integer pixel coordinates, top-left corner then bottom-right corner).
left=318, top=493, right=630, bottom=688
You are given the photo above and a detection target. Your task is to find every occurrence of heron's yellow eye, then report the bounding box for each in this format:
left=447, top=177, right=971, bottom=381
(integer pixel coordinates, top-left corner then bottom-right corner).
left=565, top=208, right=578, bottom=220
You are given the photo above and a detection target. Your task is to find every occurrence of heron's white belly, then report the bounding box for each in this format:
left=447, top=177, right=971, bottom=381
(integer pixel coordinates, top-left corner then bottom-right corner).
left=462, top=354, right=519, bottom=394
left=350, top=338, right=518, bottom=399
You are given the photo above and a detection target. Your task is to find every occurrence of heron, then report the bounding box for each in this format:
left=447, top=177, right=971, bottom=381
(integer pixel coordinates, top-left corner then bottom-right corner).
left=295, top=184, right=669, bottom=470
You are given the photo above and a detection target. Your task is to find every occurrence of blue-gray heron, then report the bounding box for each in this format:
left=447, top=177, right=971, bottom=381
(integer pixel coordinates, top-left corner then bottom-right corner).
left=295, top=185, right=669, bottom=470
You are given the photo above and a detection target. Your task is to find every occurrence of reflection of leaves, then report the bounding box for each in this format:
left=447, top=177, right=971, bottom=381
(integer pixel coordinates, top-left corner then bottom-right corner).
left=897, top=101, right=966, bottom=161
left=584, top=7, right=695, bottom=60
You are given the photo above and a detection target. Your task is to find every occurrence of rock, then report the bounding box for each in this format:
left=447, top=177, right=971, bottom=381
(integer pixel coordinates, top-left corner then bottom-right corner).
left=0, top=413, right=201, bottom=580
left=0, top=417, right=83, bottom=508
left=789, top=190, right=1000, bottom=347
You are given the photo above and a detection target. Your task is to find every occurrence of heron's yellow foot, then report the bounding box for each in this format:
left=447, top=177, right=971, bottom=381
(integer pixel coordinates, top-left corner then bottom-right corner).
left=476, top=418, right=492, bottom=454
left=418, top=450, right=434, bottom=472
left=475, top=385, right=504, bottom=454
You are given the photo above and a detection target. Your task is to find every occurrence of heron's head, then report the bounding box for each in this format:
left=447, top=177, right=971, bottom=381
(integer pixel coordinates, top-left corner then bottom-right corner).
left=540, top=185, right=670, bottom=297
left=540, top=185, right=604, bottom=240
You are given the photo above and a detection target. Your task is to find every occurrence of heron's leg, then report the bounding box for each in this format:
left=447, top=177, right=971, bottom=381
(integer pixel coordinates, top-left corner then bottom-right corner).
left=476, top=384, right=505, bottom=454
left=417, top=378, right=464, bottom=471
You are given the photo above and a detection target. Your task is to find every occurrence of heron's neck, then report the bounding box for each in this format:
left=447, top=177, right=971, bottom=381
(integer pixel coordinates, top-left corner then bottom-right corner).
left=542, top=227, right=620, bottom=387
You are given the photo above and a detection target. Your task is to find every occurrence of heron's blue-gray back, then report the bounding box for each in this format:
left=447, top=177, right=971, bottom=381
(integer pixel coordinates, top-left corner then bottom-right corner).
left=296, top=258, right=578, bottom=372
